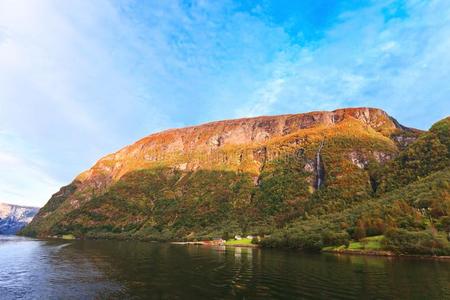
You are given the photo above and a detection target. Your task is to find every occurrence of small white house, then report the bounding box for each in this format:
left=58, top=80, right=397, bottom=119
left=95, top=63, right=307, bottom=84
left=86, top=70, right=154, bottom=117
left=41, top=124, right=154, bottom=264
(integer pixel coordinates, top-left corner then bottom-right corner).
left=246, top=235, right=254, bottom=239
left=234, top=235, right=242, bottom=240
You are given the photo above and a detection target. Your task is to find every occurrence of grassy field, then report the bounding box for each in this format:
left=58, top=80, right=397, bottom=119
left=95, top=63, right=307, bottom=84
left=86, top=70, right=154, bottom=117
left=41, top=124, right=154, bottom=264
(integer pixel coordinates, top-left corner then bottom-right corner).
left=61, top=234, right=76, bottom=240
left=323, top=235, right=384, bottom=252
left=225, top=238, right=253, bottom=245
left=348, top=236, right=383, bottom=250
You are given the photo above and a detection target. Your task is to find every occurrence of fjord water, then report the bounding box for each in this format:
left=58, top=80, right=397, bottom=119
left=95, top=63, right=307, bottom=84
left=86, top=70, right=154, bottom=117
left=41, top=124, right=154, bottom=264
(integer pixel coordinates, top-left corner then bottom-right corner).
left=1, top=236, right=449, bottom=299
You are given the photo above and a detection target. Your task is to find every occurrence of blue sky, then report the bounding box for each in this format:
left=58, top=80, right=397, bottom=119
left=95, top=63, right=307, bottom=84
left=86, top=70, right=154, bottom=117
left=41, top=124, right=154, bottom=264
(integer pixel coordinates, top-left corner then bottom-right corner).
left=0, top=0, right=449, bottom=207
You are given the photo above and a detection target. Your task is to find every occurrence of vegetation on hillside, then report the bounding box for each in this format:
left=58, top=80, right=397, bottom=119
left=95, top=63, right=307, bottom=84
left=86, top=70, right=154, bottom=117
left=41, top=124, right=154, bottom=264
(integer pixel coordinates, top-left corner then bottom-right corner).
left=260, top=168, right=450, bottom=255
left=21, top=116, right=450, bottom=256
left=260, top=117, right=450, bottom=255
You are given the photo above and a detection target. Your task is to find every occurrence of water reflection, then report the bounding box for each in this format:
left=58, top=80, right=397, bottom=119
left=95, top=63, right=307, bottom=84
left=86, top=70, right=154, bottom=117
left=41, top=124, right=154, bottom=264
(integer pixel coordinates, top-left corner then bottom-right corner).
left=0, top=236, right=449, bottom=299
left=0, top=236, right=122, bottom=299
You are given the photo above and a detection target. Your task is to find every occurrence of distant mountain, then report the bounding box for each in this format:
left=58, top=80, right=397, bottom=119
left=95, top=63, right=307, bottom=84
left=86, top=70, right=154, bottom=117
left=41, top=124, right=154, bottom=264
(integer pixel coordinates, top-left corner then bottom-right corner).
left=21, top=108, right=450, bottom=255
left=0, top=203, right=39, bottom=235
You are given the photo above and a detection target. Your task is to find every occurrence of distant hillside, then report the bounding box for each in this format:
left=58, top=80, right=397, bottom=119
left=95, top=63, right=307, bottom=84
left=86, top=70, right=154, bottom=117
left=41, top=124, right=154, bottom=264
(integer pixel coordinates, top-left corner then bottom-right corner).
left=0, top=203, right=39, bottom=235
left=21, top=108, right=450, bottom=255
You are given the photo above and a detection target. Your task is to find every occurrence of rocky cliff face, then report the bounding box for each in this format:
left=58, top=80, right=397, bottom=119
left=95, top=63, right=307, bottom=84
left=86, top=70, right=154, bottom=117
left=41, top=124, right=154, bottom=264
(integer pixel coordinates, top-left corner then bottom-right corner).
left=71, top=108, right=408, bottom=197
left=0, top=203, right=39, bottom=235
left=23, top=107, right=420, bottom=239
left=78, top=107, right=403, bottom=182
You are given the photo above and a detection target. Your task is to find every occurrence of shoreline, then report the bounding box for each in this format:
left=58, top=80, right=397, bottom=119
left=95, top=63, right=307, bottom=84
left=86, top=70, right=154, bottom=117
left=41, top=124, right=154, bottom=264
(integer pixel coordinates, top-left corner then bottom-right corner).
left=24, top=235, right=450, bottom=260
left=322, top=249, right=450, bottom=261
left=170, top=241, right=259, bottom=248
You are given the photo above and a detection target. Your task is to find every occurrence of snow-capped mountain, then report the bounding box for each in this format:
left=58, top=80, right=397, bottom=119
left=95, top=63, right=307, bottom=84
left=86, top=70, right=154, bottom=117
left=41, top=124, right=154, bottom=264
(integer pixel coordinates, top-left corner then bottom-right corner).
left=0, top=203, right=39, bottom=235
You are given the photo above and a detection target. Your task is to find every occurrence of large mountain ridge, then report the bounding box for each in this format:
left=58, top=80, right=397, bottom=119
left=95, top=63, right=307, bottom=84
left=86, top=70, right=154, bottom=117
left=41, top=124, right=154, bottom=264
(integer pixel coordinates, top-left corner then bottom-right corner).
left=35, top=107, right=407, bottom=219
left=22, top=108, right=449, bottom=255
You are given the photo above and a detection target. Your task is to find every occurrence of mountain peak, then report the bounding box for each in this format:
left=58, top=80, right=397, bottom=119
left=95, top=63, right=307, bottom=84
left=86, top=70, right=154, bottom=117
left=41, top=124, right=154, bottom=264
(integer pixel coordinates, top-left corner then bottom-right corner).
left=0, top=203, right=39, bottom=235
left=143, top=107, right=397, bottom=139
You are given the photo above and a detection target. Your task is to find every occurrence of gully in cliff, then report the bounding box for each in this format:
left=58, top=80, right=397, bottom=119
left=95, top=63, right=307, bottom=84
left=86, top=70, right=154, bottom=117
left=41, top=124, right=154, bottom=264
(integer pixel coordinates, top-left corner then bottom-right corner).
left=315, top=140, right=325, bottom=189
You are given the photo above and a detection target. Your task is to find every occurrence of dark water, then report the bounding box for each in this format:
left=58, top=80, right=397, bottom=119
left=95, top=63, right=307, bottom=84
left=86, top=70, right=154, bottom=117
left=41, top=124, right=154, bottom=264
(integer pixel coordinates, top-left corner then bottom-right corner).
left=0, top=236, right=449, bottom=299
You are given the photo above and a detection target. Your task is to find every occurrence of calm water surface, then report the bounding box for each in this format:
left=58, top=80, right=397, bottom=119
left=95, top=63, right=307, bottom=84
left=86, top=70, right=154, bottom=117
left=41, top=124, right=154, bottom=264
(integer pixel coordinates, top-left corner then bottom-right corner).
left=0, top=235, right=449, bottom=299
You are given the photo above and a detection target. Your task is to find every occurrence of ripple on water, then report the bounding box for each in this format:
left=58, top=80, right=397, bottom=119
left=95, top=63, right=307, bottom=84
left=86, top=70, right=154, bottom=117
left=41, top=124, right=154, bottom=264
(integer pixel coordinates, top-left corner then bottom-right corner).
left=1, top=237, right=449, bottom=299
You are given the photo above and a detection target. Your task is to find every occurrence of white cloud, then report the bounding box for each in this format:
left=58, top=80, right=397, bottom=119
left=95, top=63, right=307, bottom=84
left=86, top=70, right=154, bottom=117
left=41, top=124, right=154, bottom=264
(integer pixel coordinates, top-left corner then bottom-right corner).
left=231, top=0, right=450, bottom=128
left=237, top=78, right=285, bottom=117
left=0, top=0, right=449, bottom=207
left=0, top=133, right=62, bottom=207
left=0, top=0, right=173, bottom=206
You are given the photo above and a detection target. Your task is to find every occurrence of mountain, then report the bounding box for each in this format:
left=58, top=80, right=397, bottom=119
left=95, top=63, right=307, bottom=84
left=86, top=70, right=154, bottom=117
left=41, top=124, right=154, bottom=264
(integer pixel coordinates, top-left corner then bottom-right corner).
left=21, top=108, right=450, bottom=255
left=0, top=203, right=39, bottom=235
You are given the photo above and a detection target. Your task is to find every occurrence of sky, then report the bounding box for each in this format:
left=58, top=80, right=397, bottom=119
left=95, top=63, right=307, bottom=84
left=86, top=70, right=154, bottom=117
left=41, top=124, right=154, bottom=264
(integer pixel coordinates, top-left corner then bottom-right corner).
left=0, top=0, right=449, bottom=207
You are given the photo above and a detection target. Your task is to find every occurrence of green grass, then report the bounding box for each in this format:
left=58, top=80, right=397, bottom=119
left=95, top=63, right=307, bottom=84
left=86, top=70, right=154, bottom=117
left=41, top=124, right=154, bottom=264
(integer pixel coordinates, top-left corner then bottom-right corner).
left=225, top=238, right=253, bottom=245
left=348, top=235, right=384, bottom=251
left=361, top=235, right=383, bottom=250
left=324, top=235, right=384, bottom=251
left=62, top=234, right=76, bottom=240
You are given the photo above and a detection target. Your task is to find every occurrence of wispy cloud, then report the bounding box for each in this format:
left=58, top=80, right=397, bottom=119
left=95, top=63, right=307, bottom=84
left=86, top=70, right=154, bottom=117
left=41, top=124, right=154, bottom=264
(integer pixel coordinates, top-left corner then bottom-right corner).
left=0, top=0, right=449, bottom=206
left=0, top=131, right=62, bottom=207
left=231, top=0, right=450, bottom=127
left=0, top=0, right=174, bottom=205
